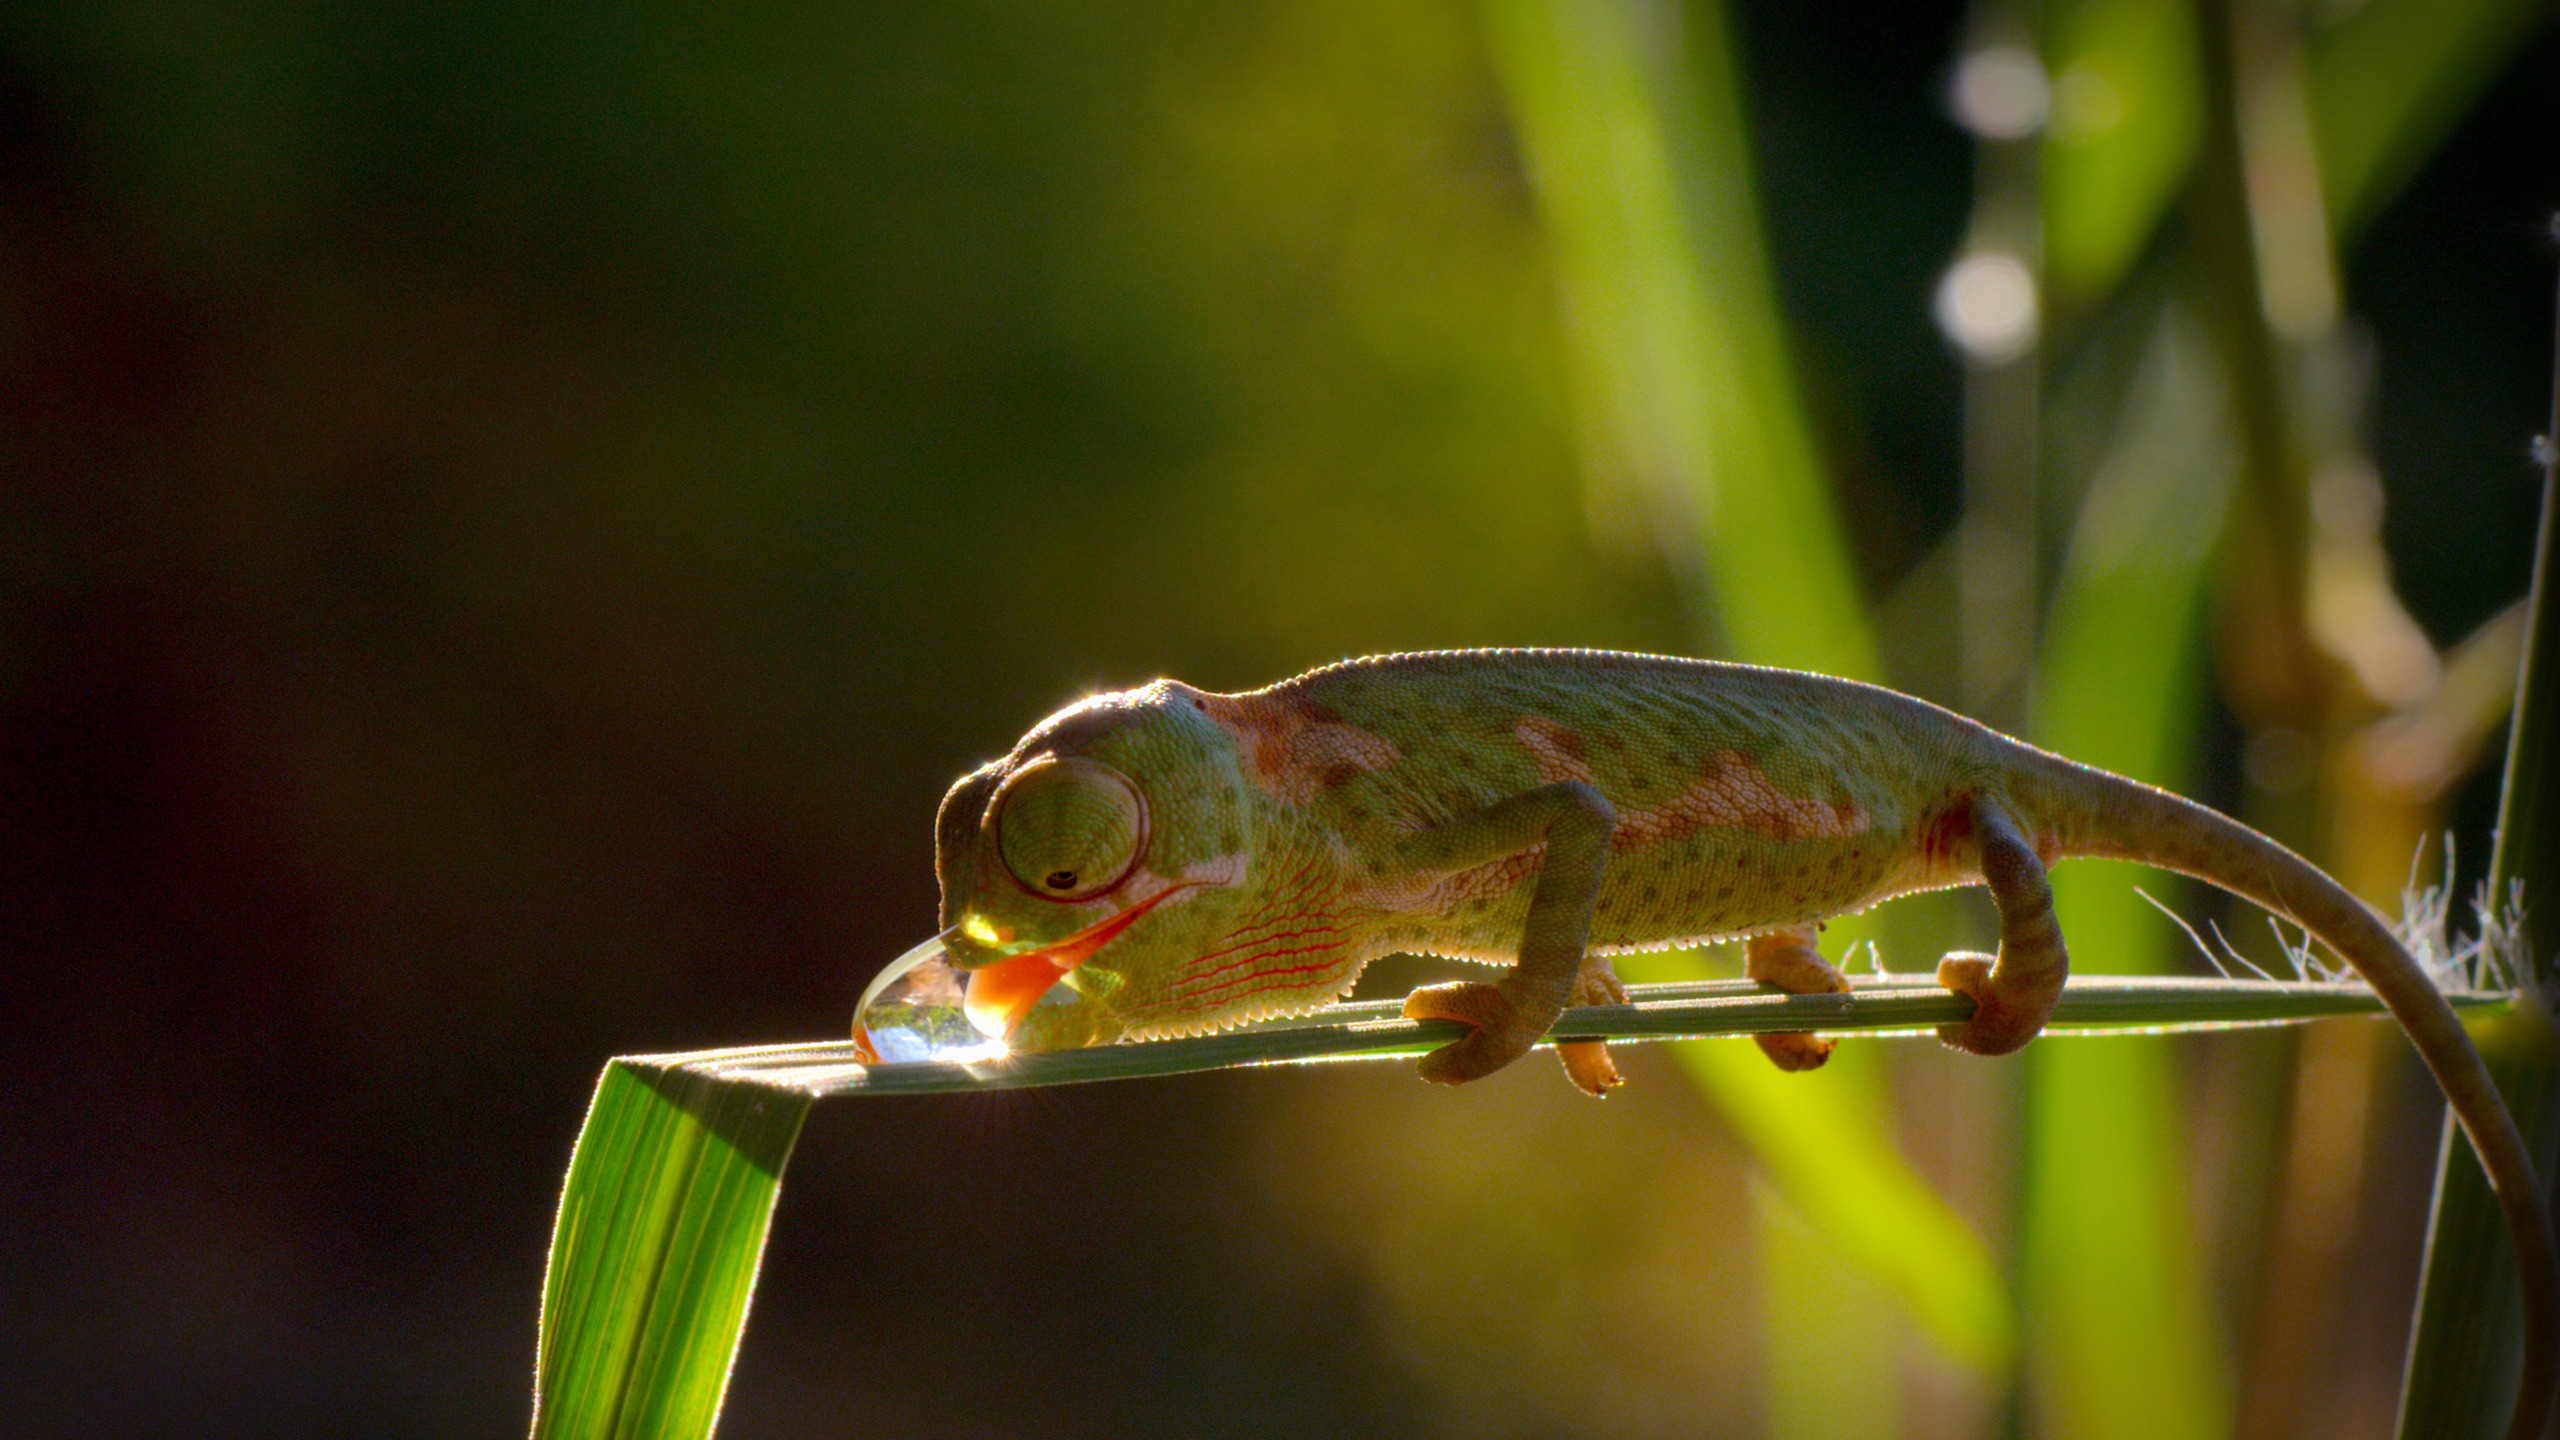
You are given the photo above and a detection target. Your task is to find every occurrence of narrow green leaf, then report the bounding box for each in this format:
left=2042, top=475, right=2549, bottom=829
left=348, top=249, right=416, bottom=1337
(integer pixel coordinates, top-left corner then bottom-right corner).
left=533, top=1061, right=811, bottom=1440
left=645, top=976, right=2502, bottom=1097
left=1484, top=0, right=1874, bottom=678
left=529, top=977, right=2504, bottom=1439
left=1683, top=1028, right=2017, bottom=1373
left=1756, top=1176, right=1902, bottom=1438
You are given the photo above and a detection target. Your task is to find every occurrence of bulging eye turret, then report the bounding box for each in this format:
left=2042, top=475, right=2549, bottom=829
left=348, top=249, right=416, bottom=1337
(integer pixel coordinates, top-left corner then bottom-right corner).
left=991, top=757, right=1147, bottom=902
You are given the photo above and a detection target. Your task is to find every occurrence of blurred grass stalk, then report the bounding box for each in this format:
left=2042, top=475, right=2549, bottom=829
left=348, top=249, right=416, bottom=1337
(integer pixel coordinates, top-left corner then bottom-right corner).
left=2396, top=247, right=2560, bottom=1440
left=2021, top=302, right=2237, bottom=1440
left=1480, top=1, right=2004, bottom=1431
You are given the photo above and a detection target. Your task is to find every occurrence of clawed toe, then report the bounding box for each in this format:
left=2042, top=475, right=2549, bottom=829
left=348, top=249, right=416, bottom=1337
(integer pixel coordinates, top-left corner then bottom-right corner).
left=1557, top=1038, right=1623, bottom=1095
left=1754, top=1032, right=1835, bottom=1072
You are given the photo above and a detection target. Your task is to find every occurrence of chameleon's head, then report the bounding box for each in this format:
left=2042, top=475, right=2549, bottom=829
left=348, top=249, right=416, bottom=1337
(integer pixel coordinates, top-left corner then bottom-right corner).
left=927, top=680, right=1256, bottom=1051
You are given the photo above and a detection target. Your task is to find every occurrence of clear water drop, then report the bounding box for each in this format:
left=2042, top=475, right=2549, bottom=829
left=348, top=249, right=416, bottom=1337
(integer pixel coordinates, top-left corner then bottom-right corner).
left=851, top=932, right=1093, bottom=1064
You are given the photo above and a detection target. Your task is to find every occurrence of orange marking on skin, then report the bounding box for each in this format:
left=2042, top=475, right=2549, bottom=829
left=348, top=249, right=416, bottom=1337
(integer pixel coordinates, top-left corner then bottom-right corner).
left=1514, top=716, right=1595, bottom=784
left=1200, top=691, right=1402, bottom=804
left=1517, top=717, right=1868, bottom=851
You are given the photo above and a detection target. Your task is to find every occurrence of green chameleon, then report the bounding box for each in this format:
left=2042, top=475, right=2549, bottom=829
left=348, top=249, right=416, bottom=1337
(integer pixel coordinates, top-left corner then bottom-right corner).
left=912, top=647, right=2555, bottom=1438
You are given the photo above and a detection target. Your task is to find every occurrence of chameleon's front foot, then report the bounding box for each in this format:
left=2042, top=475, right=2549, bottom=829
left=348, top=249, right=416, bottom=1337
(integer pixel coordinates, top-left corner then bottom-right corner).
left=1745, top=927, right=1847, bottom=1072
left=1403, top=980, right=1556, bottom=1088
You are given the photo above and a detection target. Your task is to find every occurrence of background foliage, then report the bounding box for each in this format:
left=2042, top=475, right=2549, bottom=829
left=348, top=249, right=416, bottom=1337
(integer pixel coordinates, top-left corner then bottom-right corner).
left=2, top=1, right=2554, bottom=1436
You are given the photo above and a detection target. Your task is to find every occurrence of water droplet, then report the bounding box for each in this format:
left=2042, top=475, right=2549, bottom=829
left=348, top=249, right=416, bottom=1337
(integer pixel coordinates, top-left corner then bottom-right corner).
left=852, top=933, right=1093, bottom=1064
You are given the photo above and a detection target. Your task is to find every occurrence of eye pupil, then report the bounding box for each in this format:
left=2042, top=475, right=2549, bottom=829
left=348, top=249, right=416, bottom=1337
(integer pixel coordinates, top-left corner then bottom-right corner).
left=1045, top=870, right=1078, bottom=891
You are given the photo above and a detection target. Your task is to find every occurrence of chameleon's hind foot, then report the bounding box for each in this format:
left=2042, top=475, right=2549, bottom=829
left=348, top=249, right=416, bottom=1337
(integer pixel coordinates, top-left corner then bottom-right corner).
left=1555, top=959, right=1628, bottom=1097
left=1935, top=800, right=2069, bottom=1057
left=1404, top=981, right=1546, bottom=1086
left=1746, top=927, right=1847, bottom=1073
left=1933, top=951, right=2051, bottom=1056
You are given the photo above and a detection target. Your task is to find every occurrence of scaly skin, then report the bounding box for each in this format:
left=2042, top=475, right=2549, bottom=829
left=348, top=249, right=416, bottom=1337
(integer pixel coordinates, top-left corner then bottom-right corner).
left=927, top=649, right=2556, bottom=1439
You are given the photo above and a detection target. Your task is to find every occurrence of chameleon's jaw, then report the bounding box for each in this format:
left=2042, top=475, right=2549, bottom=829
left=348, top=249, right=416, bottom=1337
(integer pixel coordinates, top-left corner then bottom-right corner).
left=959, top=881, right=1201, bottom=1040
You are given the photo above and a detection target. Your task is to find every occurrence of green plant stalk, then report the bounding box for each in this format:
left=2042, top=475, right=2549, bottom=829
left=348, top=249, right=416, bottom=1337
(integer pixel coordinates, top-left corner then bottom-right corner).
left=629, top=977, right=2500, bottom=1097
left=2397, top=249, right=2560, bottom=1440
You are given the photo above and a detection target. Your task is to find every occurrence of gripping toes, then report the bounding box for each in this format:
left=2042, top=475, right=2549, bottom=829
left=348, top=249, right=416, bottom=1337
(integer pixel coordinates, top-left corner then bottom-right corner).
left=1934, top=951, right=2043, bottom=1055
left=1405, top=980, right=1547, bottom=1086
left=1747, top=926, right=1849, bottom=1072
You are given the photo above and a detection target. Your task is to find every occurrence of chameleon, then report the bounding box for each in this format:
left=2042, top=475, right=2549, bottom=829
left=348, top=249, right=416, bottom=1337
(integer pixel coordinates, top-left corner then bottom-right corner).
left=894, top=647, right=2557, bottom=1439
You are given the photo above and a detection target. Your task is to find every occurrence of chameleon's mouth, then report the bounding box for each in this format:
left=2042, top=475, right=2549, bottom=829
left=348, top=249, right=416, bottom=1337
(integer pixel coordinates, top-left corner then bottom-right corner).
left=957, top=881, right=1199, bottom=1040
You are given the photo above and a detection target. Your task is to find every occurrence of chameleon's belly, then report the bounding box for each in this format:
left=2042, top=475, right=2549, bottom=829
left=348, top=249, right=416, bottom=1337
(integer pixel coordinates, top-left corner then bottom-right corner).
left=1589, top=826, right=1910, bottom=947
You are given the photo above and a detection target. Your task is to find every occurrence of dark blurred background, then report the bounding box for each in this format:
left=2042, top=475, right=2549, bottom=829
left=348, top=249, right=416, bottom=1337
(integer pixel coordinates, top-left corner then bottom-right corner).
left=2, top=1, right=2553, bottom=1436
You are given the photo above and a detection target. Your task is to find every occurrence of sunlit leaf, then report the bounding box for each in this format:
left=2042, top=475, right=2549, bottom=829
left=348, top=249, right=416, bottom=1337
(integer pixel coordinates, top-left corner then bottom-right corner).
left=1482, top=0, right=1993, bottom=1394
left=533, top=1064, right=811, bottom=1440
left=2398, top=269, right=2560, bottom=1440
left=530, top=970, right=2505, bottom=1437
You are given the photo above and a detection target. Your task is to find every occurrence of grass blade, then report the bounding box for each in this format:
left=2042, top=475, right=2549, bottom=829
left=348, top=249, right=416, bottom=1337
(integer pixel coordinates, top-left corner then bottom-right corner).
left=2308, top=0, right=2549, bottom=237
left=532, top=1062, right=811, bottom=1440
left=527, top=974, right=2506, bottom=1438
left=641, top=976, right=2503, bottom=1098
left=2043, top=0, right=2205, bottom=309
left=1483, top=0, right=1873, bottom=678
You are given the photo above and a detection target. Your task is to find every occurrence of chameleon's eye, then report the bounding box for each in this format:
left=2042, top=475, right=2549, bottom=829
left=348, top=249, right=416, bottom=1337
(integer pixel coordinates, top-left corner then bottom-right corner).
left=992, top=757, right=1147, bottom=903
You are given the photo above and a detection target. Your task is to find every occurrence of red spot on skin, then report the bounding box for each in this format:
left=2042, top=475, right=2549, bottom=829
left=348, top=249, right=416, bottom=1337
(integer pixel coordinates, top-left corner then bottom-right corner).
left=1199, top=691, right=1402, bottom=804
left=1918, top=797, right=1976, bottom=866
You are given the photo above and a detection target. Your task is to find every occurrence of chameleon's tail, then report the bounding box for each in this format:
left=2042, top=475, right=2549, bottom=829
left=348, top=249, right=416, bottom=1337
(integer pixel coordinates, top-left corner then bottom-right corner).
left=2019, top=751, right=2558, bottom=1440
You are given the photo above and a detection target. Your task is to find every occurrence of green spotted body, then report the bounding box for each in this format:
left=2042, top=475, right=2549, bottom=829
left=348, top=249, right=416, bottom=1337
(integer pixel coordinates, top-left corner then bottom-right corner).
left=1243, top=651, right=1993, bottom=959
left=939, top=649, right=2083, bottom=1044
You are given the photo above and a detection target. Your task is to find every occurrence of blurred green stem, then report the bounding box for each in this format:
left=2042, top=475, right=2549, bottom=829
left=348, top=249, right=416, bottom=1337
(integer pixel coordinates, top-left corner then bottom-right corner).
left=2021, top=305, right=2236, bottom=1440
left=2397, top=237, right=2560, bottom=1440
left=1481, top=0, right=1970, bottom=1410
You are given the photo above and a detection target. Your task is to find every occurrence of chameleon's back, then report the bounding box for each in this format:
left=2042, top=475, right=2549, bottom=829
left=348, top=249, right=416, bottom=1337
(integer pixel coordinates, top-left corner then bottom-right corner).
left=1258, top=648, right=2002, bottom=952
